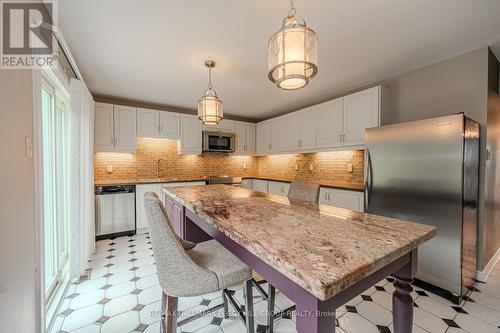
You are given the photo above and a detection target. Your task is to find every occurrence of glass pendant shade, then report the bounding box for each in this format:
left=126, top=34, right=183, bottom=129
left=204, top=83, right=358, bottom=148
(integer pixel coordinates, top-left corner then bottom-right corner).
left=198, top=60, right=223, bottom=125
left=268, top=15, right=318, bottom=90
left=198, top=88, right=223, bottom=126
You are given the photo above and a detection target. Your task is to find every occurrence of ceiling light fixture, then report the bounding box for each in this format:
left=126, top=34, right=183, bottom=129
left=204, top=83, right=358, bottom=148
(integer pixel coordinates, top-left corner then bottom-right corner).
left=198, top=60, right=223, bottom=125
left=268, top=0, right=318, bottom=90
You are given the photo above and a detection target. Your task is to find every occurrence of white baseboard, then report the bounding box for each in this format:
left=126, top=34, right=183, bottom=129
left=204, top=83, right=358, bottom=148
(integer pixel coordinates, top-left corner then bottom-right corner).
left=476, top=246, right=500, bottom=282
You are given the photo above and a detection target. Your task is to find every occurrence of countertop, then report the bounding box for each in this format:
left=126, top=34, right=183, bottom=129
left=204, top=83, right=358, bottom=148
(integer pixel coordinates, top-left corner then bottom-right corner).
left=162, top=184, right=436, bottom=301
left=94, top=176, right=364, bottom=191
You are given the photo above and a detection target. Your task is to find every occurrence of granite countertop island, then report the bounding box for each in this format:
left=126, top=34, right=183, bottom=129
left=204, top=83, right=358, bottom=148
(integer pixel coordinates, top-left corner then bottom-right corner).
left=162, top=184, right=436, bottom=301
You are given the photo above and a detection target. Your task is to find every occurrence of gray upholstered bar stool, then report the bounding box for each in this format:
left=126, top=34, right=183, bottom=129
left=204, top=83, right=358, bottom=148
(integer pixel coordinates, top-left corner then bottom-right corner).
left=266, top=181, right=320, bottom=332
left=143, top=192, right=255, bottom=333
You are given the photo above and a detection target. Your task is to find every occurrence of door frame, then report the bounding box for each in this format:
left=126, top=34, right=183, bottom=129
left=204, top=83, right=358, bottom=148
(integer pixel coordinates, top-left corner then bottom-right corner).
left=33, top=66, right=71, bottom=333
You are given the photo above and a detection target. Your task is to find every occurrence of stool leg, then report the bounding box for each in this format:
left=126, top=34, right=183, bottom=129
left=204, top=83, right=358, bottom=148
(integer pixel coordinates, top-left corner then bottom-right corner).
left=162, top=292, right=178, bottom=333
left=243, top=279, right=255, bottom=333
left=267, top=284, right=276, bottom=333
left=222, top=289, right=229, bottom=319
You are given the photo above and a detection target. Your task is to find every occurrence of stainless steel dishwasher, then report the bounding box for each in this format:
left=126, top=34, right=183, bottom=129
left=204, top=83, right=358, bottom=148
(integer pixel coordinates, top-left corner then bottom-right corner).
left=95, top=185, right=136, bottom=240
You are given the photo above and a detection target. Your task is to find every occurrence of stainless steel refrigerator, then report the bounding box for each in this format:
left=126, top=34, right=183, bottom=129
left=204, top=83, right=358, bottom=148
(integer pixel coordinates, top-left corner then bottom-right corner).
left=364, top=114, right=479, bottom=302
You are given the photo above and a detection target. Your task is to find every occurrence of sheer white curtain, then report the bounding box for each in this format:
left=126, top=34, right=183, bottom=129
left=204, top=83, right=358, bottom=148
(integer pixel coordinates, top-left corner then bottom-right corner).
left=69, top=78, right=95, bottom=279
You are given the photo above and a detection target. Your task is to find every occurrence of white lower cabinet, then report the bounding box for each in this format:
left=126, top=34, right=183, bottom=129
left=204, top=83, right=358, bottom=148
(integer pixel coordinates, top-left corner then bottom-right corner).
left=136, top=183, right=162, bottom=232
left=268, top=181, right=290, bottom=196
left=252, top=179, right=269, bottom=193
left=241, top=179, right=253, bottom=190
left=319, top=187, right=364, bottom=212
left=136, top=181, right=206, bottom=232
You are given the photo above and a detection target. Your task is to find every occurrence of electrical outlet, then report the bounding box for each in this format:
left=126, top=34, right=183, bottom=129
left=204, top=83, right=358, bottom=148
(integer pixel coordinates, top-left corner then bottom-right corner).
left=295, top=163, right=299, bottom=171
left=347, top=163, right=353, bottom=173
left=243, top=163, right=247, bottom=170
left=107, top=165, right=113, bottom=173
left=309, top=164, right=314, bottom=171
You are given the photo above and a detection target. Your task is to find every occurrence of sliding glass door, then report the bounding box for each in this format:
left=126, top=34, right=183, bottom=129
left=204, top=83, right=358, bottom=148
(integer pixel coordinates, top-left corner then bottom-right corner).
left=42, top=79, right=70, bottom=300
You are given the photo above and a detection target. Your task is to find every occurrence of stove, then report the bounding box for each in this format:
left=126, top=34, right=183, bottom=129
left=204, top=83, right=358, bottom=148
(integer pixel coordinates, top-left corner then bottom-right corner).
left=207, top=176, right=242, bottom=186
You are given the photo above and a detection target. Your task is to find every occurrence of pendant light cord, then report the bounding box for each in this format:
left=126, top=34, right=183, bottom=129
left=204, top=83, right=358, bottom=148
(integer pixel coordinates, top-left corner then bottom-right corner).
left=208, top=66, right=212, bottom=89
left=288, top=0, right=296, bottom=17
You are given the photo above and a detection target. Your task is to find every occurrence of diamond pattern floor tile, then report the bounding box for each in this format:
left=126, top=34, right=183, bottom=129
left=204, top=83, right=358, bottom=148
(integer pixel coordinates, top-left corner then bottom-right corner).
left=52, top=234, right=500, bottom=333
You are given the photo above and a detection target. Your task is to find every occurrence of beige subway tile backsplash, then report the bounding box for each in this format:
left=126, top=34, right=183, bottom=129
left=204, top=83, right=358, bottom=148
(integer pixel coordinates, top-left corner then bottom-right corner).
left=94, top=138, right=364, bottom=186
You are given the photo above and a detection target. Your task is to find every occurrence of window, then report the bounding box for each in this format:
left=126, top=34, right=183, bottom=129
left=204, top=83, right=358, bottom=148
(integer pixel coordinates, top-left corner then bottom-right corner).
left=41, top=79, right=70, bottom=300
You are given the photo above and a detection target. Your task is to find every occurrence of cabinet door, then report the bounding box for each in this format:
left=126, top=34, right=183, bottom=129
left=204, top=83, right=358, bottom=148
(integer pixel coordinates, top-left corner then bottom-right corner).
left=315, top=98, right=343, bottom=149
left=137, top=108, right=160, bottom=138
left=244, top=122, right=256, bottom=154
left=136, top=184, right=160, bottom=231
left=256, top=120, right=271, bottom=154
left=299, top=107, right=316, bottom=150
left=268, top=181, right=289, bottom=196
left=284, top=113, right=301, bottom=151
left=204, top=119, right=234, bottom=132
left=114, top=105, right=137, bottom=153
left=319, top=187, right=364, bottom=212
left=172, top=202, right=184, bottom=237
left=252, top=179, right=269, bottom=193
left=343, top=86, right=380, bottom=146
left=94, top=102, right=115, bottom=151
left=160, top=111, right=180, bottom=139
left=233, top=121, right=245, bottom=154
left=270, top=117, right=286, bottom=152
left=179, top=115, right=202, bottom=154
left=241, top=179, right=253, bottom=190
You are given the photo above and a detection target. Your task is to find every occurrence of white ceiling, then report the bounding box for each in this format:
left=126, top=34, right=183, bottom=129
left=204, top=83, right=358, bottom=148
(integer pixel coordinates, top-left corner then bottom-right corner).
left=59, top=0, right=500, bottom=121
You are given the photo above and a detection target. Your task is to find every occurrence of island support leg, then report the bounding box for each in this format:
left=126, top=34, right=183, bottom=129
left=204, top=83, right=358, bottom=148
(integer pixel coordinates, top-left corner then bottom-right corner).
left=295, top=288, right=336, bottom=333
left=393, top=250, right=417, bottom=333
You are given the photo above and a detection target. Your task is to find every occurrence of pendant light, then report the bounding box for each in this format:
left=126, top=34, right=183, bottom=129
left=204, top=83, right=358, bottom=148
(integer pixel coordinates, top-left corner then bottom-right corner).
left=268, top=0, right=318, bottom=90
left=198, top=60, right=223, bottom=125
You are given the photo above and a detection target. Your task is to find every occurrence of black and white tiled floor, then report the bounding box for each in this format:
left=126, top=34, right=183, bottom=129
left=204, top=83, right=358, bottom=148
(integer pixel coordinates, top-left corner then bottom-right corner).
left=51, top=233, right=500, bottom=333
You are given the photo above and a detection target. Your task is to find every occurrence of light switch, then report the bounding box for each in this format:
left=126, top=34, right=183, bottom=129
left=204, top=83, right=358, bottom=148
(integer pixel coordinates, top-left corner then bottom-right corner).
left=243, top=163, right=247, bottom=170
left=107, top=165, right=113, bottom=173
left=294, top=163, right=299, bottom=171
left=309, top=164, right=314, bottom=171
left=347, top=164, right=353, bottom=173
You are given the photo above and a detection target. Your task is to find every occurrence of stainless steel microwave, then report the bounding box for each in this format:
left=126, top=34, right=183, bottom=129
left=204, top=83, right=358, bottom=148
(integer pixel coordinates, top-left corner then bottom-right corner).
left=202, top=131, right=235, bottom=152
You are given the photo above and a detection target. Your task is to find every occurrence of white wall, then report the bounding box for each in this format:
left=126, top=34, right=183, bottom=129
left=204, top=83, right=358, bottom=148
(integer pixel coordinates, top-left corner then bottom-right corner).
left=0, top=70, right=38, bottom=332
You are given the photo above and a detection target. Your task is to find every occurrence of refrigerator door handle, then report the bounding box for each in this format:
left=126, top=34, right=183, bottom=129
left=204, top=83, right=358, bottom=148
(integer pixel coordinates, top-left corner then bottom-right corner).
left=364, top=149, right=373, bottom=209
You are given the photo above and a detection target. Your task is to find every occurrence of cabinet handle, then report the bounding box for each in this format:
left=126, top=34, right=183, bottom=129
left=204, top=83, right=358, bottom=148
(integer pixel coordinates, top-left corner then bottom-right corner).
left=299, top=139, right=302, bottom=147
left=340, top=134, right=342, bottom=142
left=342, top=134, right=345, bottom=142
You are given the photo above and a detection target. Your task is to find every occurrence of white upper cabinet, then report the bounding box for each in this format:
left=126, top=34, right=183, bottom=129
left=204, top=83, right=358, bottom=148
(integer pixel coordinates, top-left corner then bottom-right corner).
left=256, top=86, right=385, bottom=155
left=203, top=119, right=234, bottom=132
left=94, top=103, right=136, bottom=153
left=286, top=107, right=316, bottom=151
left=316, top=98, right=344, bottom=149
left=343, top=86, right=381, bottom=146
left=244, top=122, right=256, bottom=154
left=137, top=108, right=180, bottom=139
left=270, top=116, right=286, bottom=152
left=94, top=102, right=115, bottom=151
left=114, top=105, right=137, bottom=152
left=178, top=114, right=202, bottom=154
left=256, top=120, right=271, bottom=154
left=137, top=108, right=160, bottom=138
left=233, top=121, right=245, bottom=154
left=159, top=111, right=180, bottom=139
